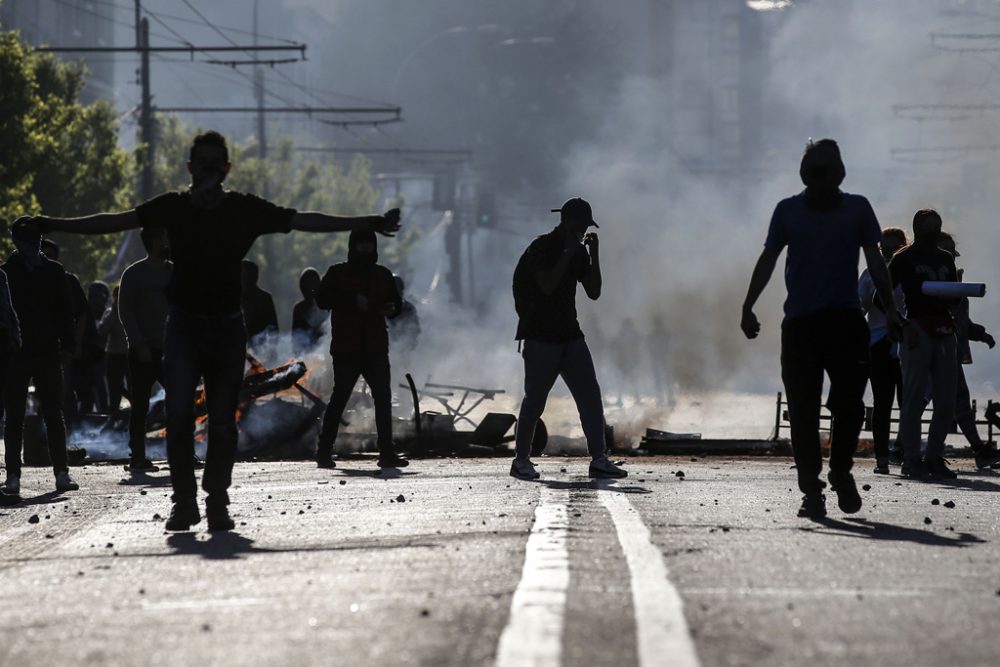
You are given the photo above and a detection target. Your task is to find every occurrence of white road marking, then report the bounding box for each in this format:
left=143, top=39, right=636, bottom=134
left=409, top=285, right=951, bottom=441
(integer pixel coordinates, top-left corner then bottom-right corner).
left=600, top=489, right=702, bottom=667
left=495, top=486, right=570, bottom=667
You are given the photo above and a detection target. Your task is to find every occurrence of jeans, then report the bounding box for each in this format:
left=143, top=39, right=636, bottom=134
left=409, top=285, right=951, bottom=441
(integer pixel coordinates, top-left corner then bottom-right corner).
left=3, top=353, right=69, bottom=474
left=868, top=336, right=902, bottom=459
left=899, top=325, right=957, bottom=466
left=318, top=354, right=394, bottom=456
left=515, top=338, right=606, bottom=460
left=781, top=310, right=870, bottom=495
left=127, top=347, right=164, bottom=460
left=954, top=363, right=984, bottom=449
left=163, top=308, right=246, bottom=502
left=106, top=352, right=128, bottom=415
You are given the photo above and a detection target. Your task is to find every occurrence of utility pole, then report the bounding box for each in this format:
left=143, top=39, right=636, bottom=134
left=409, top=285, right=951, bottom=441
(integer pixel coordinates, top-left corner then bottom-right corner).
left=139, top=17, right=154, bottom=203
left=254, top=0, right=267, bottom=161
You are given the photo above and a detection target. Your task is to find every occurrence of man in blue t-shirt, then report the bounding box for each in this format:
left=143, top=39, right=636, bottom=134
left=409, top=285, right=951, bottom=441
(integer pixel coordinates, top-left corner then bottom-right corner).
left=741, top=139, right=902, bottom=519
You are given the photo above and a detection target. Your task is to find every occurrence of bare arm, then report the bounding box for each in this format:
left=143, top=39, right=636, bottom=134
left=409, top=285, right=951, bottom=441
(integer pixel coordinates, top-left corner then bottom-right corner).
left=291, top=208, right=401, bottom=236
left=740, top=246, right=781, bottom=339
left=862, top=245, right=904, bottom=338
left=37, top=211, right=140, bottom=235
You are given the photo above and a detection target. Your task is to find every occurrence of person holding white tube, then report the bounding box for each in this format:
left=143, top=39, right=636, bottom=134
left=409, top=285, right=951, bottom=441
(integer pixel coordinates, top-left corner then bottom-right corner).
left=889, top=209, right=959, bottom=480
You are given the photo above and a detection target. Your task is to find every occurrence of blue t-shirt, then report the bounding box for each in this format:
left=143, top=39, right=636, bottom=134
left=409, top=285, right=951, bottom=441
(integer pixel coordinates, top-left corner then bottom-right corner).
left=765, top=191, right=882, bottom=320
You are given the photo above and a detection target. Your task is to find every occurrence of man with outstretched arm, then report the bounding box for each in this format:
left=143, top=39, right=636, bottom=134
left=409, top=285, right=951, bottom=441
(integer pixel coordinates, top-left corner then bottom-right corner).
left=17, top=130, right=401, bottom=532
left=741, top=139, right=903, bottom=519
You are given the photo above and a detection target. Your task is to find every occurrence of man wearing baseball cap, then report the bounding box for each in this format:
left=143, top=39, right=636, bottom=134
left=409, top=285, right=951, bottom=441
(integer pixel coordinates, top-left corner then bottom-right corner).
left=510, top=197, right=626, bottom=480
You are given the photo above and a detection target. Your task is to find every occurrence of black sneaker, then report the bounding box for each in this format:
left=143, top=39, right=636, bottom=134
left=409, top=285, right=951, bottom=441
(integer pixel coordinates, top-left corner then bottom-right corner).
left=901, top=460, right=925, bottom=480
left=873, top=457, right=890, bottom=475
left=165, top=499, right=201, bottom=531
left=128, top=457, right=159, bottom=472
left=588, top=457, right=628, bottom=479
left=205, top=496, right=235, bottom=532
left=316, top=454, right=337, bottom=469
left=0, top=489, right=21, bottom=507
left=192, top=455, right=204, bottom=469
left=924, top=457, right=958, bottom=480
left=828, top=470, right=862, bottom=514
left=797, top=492, right=827, bottom=518
left=887, top=447, right=904, bottom=466
left=377, top=453, right=410, bottom=469
left=973, top=443, right=1000, bottom=470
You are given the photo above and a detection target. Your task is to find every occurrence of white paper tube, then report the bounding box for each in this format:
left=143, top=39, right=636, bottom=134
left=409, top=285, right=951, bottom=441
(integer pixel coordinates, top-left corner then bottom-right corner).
left=921, top=281, right=986, bottom=298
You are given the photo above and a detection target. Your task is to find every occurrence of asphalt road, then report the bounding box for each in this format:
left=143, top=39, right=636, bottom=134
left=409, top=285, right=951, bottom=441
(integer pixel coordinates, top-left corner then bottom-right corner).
left=1, top=456, right=998, bottom=666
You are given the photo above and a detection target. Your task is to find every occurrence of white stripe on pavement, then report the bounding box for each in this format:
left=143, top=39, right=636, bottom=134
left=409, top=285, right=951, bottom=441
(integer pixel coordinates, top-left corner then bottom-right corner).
left=600, top=489, right=702, bottom=667
left=495, top=486, right=570, bottom=667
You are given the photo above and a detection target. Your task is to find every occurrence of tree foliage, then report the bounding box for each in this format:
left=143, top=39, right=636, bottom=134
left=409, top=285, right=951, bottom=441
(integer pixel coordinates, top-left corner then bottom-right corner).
left=0, top=31, right=132, bottom=281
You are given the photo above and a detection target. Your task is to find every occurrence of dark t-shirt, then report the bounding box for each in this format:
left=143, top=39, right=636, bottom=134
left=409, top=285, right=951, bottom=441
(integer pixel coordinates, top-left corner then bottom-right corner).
left=889, top=242, right=957, bottom=326
left=135, top=191, right=295, bottom=315
left=765, top=192, right=882, bottom=319
left=514, top=228, right=590, bottom=342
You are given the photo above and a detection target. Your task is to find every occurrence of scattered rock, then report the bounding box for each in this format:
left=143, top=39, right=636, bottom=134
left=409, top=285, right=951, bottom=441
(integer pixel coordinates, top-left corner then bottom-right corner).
left=45, top=534, right=54, bottom=539
left=106, top=542, right=114, bottom=548
left=139, top=490, right=147, bottom=496
left=139, top=589, right=145, bottom=595
left=931, top=498, right=940, bottom=506
left=28, top=514, right=39, bottom=524
left=396, top=494, right=406, bottom=503
left=943, top=500, right=955, bottom=508
left=339, top=480, right=347, bottom=486
left=675, top=470, right=685, bottom=478
left=923, top=517, right=932, bottom=525
left=862, top=484, right=871, bottom=491
left=201, top=624, right=211, bottom=632
left=560, top=468, right=567, bottom=473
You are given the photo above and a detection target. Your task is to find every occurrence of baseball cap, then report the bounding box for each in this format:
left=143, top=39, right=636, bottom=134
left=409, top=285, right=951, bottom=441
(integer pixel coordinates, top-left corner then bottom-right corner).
left=551, top=197, right=599, bottom=228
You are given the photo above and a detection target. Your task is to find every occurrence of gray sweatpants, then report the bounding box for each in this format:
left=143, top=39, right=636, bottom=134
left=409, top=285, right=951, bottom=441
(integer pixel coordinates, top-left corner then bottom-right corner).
left=514, top=338, right=606, bottom=460
left=899, top=324, right=957, bottom=465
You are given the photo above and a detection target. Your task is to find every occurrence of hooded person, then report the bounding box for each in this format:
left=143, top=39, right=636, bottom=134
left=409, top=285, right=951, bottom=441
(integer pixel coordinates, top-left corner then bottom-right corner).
left=1, top=218, right=79, bottom=495
left=314, top=229, right=404, bottom=469
left=291, top=267, right=327, bottom=352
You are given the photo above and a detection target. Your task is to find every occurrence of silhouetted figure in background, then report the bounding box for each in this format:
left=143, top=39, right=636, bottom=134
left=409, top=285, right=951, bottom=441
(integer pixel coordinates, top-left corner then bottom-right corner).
left=118, top=227, right=171, bottom=471
left=859, top=226, right=907, bottom=474
left=938, top=231, right=1000, bottom=469
left=742, top=139, right=900, bottom=519
left=647, top=314, right=672, bottom=406
left=0, top=271, right=20, bottom=505
left=2, top=222, right=79, bottom=494
left=891, top=210, right=959, bottom=481
left=88, top=280, right=112, bottom=412
left=240, top=259, right=278, bottom=345
left=99, top=286, right=128, bottom=416
left=23, top=130, right=401, bottom=531
left=388, top=275, right=420, bottom=352
left=41, top=239, right=103, bottom=421
left=315, top=230, right=406, bottom=469
left=290, top=267, right=326, bottom=352
left=510, top=197, right=626, bottom=480
left=614, top=317, right=641, bottom=406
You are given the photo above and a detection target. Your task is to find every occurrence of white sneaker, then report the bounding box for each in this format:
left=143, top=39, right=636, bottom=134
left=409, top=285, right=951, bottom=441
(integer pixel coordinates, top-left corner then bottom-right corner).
left=510, top=458, right=540, bottom=480
left=2, top=474, right=20, bottom=495
left=55, top=470, right=79, bottom=492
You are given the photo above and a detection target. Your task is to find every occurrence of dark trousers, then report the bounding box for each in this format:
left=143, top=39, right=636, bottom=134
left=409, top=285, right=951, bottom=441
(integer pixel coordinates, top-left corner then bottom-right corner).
left=868, top=336, right=902, bottom=459
left=106, top=352, right=128, bottom=415
left=515, top=338, right=606, bottom=460
left=781, top=310, right=870, bottom=495
left=163, top=308, right=246, bottom=502
left=954, top=363, right=984, bottom=449
left=318, top=354, right=394, bottom=456
left=3, top=353, right=68, bottom=474
left=127, top=347, right=164, bottom=460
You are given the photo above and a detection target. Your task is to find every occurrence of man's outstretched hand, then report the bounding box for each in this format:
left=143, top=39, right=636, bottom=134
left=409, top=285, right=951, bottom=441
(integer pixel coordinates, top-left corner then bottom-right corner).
left=740, top=308, right=761, bottom=340
left=372, top=208, right=401, bottom=237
